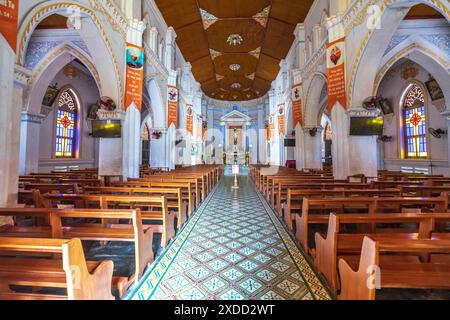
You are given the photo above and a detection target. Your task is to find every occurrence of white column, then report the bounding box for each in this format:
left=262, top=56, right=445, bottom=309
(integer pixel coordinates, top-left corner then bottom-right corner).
left=294, top=23, right=306, bottom=69
left=303, top=126, right=324, bottom=169
left=121, top=19, right=146, bottom=178
left=295, top=123, right=305, bottom=170
left=257, top=107, right=266, bottom=164
left=0, top=36, right=20, bottom=224
left=164, top=27, right=177, bottom=71
left=19, top=112, right=45, bottom=174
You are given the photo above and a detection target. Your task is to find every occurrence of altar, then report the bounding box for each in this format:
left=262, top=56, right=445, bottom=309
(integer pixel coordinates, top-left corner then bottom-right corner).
left=220, top=110, right=252, bottom=165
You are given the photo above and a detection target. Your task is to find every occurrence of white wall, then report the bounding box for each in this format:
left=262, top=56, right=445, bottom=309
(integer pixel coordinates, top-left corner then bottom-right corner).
left=377, top=60, right=449, bottom=174
left=38, top=64, right=100, bottom=172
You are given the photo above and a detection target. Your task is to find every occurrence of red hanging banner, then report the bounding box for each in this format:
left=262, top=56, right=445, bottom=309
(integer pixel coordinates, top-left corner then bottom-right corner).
left=167, top=85, right=178, bottom=128
left=125, top=43, right=144, bottom=110
left=186, top=104, right=193, bottom=135
left=292, top=83, right=303, bottom=128
left=0, top=0, right=19, bottom=52
left=326, top=37, right=347, bottom=112
left=277, top=103, right=285, bottom=135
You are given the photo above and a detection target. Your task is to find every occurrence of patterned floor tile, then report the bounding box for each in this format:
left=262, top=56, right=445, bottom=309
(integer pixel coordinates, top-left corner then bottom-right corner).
left=128, top=174, right=332, bottom=300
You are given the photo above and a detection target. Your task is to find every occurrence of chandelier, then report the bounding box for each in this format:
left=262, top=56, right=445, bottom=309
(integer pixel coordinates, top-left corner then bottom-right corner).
left=229, top=64, right=241, bottom=71
left=227, top=34, right=243, bottom=46
left=231, top=83, right=241, bottom=90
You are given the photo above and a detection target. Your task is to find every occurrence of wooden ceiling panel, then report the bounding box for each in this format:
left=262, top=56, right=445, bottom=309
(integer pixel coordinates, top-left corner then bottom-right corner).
left=191, top=56, right=216, bottom=83
left=198, top=0, right=270, bottom=18
left=256, top=54, right=280, bottom=81
left=207, top=19, right=264, bottom=53
left=175, top=22, right=210, bottom=62
left=155, top=1, right=313, bottom=101
left=154, top=0, right=201, bottom=29
left=262, top=18, right=295, bottom=60
left=270, top=0, right=314, bottom=25
left=405, top=4, right=444, bottom=19
left=214, top=54, right=258, bottom=77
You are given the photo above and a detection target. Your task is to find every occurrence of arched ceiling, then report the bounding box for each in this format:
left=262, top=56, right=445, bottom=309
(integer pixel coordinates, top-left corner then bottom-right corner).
left=155, top=0, right=314, bottom=101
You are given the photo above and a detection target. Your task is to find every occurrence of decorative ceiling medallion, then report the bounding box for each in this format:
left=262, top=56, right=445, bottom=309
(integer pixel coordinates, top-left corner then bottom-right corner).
left=210, top=49, right=222, bottom=60
left=231, top=83, right=241, bottom=89
left=233, top=95, right=238, bottom=100
left=229, top=64, right=241, bottom=71
left=227, top=34, right=243, bottom=46
left=246, top=73, right=255, bottom=80
left=216, top=74, right=225, bottom=81
left=253, top=5, right=271, bottom=27
left=249, top=47, right=261, bottom=59
left=200, top=8, right=218, bottom=30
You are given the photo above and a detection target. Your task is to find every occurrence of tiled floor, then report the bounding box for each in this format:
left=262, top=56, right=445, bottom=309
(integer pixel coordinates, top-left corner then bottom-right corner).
left=127, top=174, right=331, bottom=300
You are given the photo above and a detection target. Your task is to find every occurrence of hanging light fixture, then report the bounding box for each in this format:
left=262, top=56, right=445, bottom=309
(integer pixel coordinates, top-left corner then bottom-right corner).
left=229, top=64, right=241, bottom=71
left=227, top=34, right=243, bottom=46
left=231, top=83, right=241, bottom=90
left=63, top=64, right=79, bottom=79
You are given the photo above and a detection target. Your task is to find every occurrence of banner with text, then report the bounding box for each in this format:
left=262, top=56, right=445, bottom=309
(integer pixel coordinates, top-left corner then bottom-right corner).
left=268, top=114, right=274, bottom=141
left=167, top=85, right=178, bottom=128
left=292, top=83, right=303, bottom=128
left=196, top=117, right=203, bottom=141
left=186, top=104, right=193, bottom=135
left=326, top=37, right=346, bottom=112
left=125, top=43, right=144, bottom=111
left=277, top=104, right=285, bottom=135
left=0, top=0, right=19, bottom=52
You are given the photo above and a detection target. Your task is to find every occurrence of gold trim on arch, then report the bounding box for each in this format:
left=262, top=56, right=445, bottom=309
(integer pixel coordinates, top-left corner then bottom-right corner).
left=16, top=2, right=123, bottom=107
left=26, top=45, right=102, bottom=103
left=347, top=0, right=450, bottom=108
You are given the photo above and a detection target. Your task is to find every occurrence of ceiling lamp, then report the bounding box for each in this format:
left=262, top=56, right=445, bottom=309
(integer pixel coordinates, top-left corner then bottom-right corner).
left=231, top=83, right=241, bottom=90
left=229, top=64, right=241, bottom=71
left=227, top=34, right=243, bottom=46
left=63, top=64, right=79, bottom=79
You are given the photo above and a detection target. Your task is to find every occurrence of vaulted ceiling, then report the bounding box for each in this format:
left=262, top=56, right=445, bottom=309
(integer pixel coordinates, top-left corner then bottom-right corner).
left=155, top=0, right=314, bottom=101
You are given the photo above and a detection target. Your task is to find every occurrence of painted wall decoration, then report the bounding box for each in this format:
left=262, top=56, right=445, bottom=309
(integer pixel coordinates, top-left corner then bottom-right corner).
left=277, top=103, right=285, bottom=135
left=0, top=0, right=18, bottom=52
left=186, top=104, right=193, bottom=135
left=167, top=85, right=179, bottom=128
left=125, top=43, right=144, bottom=111
left=326, top=37, right=346, bottom=112
left=292, top=83, right=303, bottom=128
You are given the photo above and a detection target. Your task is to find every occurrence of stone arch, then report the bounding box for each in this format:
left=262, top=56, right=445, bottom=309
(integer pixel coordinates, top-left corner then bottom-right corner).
left=374, top=45, right=450, bottom=111
left=26, top=44, right=101, bottom=115
left=305, top=72, right=327, bottom=126
left=146, top=78, right=165, bottom=128
left=17, top=1, right=122, bottom=106
left=349, top=0, right=449, bottom=108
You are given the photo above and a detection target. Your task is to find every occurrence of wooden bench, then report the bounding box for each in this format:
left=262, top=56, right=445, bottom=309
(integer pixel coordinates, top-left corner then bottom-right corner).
left=0, top=237, right=114, bottom=300
left=295, top=195, right=448, bottom=253
left=38, top=193, right=174, bottom=248
left=0, top=208, right=154, bottom=296
left=315, top=212, right=450, bottom=292
left=339, top=236, right=450, bottom=300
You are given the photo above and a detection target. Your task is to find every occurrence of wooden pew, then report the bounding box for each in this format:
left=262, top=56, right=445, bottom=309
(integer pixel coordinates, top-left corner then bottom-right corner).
left=39, top=193, right=174, bottom=248
left=285, top=189, right=401, bottom=229
left=84, top=186, right=188, bottom=229
left=0, top=208, right=154, bottom=296
left=0, top=237, right=114, bottom=300
left=339, top=236, right=450, bottom=300
left=296, top=195, right=448, bottom=253
left=315, top=212, right=450, bottom=292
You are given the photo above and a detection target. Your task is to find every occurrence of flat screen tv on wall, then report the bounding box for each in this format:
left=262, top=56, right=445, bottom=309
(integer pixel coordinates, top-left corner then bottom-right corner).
left=92, top=120, right=122, bottom=138
left=284, top=138, right=296, bottom=147
left=349, top=116, right=384, bottom=136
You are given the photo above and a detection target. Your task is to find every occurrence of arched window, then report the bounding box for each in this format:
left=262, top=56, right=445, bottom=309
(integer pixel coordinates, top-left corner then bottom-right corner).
left=402, top=83, right=427, bottom=158
left=55, top=89, right=78, bottom=158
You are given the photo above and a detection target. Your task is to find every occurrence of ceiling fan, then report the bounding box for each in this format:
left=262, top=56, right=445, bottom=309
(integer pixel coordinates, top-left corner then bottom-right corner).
left=428, top=128, right=447, bottom=139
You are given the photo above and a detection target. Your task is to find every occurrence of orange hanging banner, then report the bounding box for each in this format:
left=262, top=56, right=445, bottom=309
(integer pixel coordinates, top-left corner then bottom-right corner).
left=277, top=103, right=286, bottom=135
left=186, top=104, right=193, bottom=135
left=196, top=117, right=203, bottom=140
left=268, top=114, right=274, bottom=140
left=167, top=85, right=178, bottom=128
left=0, top=0, right=19, bottom=52
left=292, top=83, right=303, bottom=128
left=125, top=43, right=144, bottom=110
left=326, top=37, right=347, bottom=112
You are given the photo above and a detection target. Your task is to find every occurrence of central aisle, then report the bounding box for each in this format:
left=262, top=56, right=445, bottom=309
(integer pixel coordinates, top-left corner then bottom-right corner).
left=128, top=175, right=331, bottom=300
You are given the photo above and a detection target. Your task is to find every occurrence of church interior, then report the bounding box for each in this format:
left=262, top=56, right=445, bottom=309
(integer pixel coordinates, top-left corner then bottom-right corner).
left=0, top=0, right=449, bottom=302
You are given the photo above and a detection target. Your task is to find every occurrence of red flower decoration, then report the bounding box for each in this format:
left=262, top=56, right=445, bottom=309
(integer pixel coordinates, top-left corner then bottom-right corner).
left=410, top=113, right=422, bottom=126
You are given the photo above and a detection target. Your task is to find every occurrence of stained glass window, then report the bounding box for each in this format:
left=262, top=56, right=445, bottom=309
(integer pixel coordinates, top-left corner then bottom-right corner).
left=403, top=84, right=427, bottom=158
left=55, top=89, right=78, bottom=158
